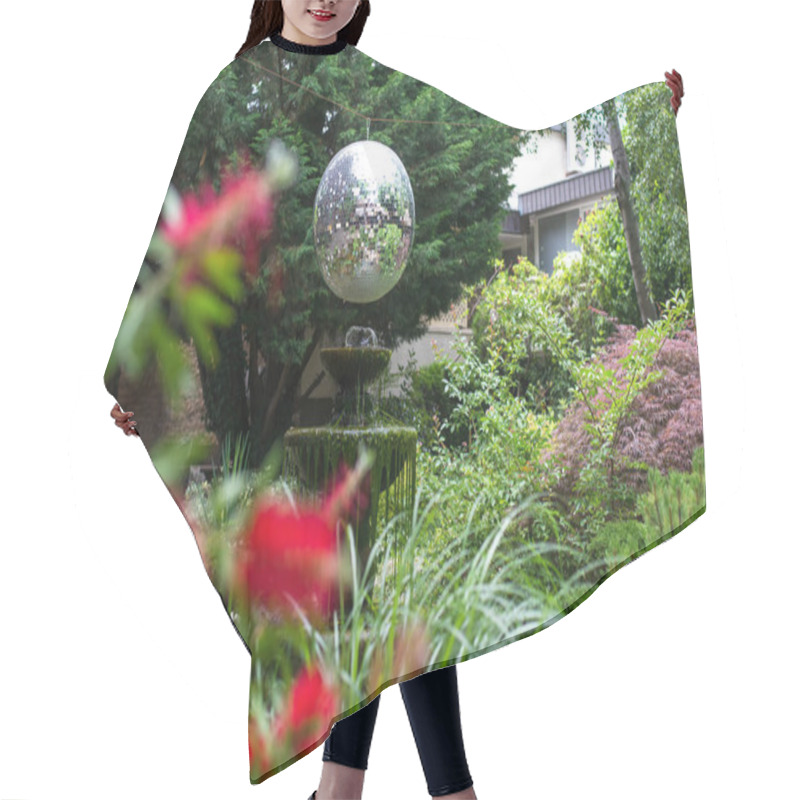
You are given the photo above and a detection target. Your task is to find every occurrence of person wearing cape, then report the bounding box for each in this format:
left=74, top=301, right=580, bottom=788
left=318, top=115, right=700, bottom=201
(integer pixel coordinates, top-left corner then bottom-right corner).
left=105, top=1, right=699, bottom=794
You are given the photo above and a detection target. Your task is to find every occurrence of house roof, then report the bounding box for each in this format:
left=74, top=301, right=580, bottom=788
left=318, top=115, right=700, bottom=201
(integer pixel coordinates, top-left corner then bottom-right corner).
left=501, top=208, right=522, bottom=235
left=517, top=165, right=614, bottom=216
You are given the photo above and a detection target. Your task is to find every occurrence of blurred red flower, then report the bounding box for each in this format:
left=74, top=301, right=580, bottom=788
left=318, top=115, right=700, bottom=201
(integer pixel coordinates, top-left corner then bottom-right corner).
left=248, top=664, right=339, bottom=777
left=275, top=665, right=340, bottom=753
left=235, top=461, right=369, bottom=622
left=236, top=501, right=340, bottom=621
left=248, top=714, right=273, bottom=776
left=161, top=155, right=274, bottom=284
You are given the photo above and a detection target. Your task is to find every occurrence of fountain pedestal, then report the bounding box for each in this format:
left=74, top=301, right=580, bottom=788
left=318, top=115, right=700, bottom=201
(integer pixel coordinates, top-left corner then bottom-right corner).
left=283, top=426, right=417, bottom=619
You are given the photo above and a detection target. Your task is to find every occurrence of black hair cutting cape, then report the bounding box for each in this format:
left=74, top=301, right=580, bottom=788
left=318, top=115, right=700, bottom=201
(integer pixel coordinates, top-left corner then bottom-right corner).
left=103, top=36, right=705, bottom=784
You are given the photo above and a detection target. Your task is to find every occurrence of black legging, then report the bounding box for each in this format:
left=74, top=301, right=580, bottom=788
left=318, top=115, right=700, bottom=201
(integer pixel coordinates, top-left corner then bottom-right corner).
left=323, top=665, right=473, bottom=797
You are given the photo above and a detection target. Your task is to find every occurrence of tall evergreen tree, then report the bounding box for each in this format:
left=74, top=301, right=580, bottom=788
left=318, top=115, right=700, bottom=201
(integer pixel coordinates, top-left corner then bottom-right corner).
left=168, top=48, right=527, bottom=464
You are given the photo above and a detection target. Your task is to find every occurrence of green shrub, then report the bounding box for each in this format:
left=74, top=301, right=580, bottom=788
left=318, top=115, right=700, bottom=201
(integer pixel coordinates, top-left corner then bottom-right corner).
left=638, top=446, right=705, bottom=539
left=572, top=200, right=640, bottom=325
left=589, top=446, right=705, bottom=569
left=379, top=351, right=466, bottom=452
left=468, top=257, right=612, bottom=413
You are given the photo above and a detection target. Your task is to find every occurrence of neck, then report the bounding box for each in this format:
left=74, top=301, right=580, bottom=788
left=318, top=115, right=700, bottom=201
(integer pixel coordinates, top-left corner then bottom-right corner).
left=271, top=29, right=349, bottom=56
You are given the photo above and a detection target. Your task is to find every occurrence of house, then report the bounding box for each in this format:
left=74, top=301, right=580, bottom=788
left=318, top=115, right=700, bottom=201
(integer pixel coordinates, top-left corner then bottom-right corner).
left=500, top=118, right=614, bottom=274
left=380, top=117, right=616, bottom=397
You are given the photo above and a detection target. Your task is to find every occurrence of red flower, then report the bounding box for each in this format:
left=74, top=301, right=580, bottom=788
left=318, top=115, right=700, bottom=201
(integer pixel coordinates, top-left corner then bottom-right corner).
left=161, top=155, right=274, bottom=284
left=248, top=664, right=340, bottom=777
left=236, top=501, right=341, bottom=621
left=278, top=665, right=339, bottom=753
left=321, top=458, right=371, bottom=527
left=235, top=463, right=369, bottom=622
left=248, top=714, right=273, bottom=776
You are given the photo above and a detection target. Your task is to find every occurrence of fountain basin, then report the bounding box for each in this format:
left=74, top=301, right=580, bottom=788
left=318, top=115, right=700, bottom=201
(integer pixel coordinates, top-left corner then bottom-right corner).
left=283, top=426, right=416, bottom=496
left=320, top=347, right=392, bottom=392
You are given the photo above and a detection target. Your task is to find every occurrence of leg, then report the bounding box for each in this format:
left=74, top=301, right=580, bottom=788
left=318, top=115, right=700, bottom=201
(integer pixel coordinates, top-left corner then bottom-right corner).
left=400, top=665, right=476, bottom=798
left=316, top=694, right=381, bottom=800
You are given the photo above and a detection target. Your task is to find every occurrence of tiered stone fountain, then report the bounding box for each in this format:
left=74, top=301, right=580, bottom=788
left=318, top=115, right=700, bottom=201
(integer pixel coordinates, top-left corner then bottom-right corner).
left=283, top=326, right=416, bottom=601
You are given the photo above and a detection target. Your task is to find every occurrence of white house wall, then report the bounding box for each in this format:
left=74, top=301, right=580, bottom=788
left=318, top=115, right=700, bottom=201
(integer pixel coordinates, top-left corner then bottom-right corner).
left=506, top=129, right=568, bottom=208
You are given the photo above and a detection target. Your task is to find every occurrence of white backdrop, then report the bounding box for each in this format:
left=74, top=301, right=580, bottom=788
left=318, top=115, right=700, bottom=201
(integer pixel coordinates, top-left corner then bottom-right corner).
left=1, top=1, right=796, bottom=798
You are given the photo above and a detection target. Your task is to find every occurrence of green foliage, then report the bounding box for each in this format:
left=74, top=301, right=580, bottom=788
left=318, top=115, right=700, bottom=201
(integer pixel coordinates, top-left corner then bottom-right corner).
left=572, top=200, right=640, bottom=325
left=590, top=447, right=705, bottom=568
left=543, top=248, right=621, bottom=354
left=196, top=317, right=250, bottom=449
left=571, top=289, right=693, bottom=451
left=570, top=82, right=694, bottom=324
left=389, top=277, right=695, bottom=582
left=171, top=64, right=259, bottom=191
left=378, top=350, right=465, bottom=452
left=293, top=485, right=586, bottom=708
left=193, top=449, right=591, bottom=718
left=569, top=189, right=689, bottom=328
left=414, top=398, right=559, bottom=559
left=150, top=433, right=214, bottom=490
left=104, top=231, right=248, bottom=413
left=468, top=257, right=613, bottom=413
left=621, top=83, right=693, bottom=307
left=384, top=289, right=570, bottom=565
left=566, top=443, right=642, bottom=539
left=638, top=446, right=706, bottom=539
left=220, top=429, right=253, bottom=479
left=588, top=519, right=649, bottom=568
left=388, top=259, right=690, bottom=573
left=185, top=433, right=284, bottom=538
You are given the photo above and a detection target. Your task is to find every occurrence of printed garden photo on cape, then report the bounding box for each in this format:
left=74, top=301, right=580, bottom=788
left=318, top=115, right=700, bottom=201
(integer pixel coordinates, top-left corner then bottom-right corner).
left=103, top=39, right=704, bottom=783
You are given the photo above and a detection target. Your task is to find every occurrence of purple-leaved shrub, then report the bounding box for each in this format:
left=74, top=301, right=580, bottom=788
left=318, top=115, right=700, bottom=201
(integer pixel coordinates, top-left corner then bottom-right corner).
left=547, top=318, right=703, bottom=496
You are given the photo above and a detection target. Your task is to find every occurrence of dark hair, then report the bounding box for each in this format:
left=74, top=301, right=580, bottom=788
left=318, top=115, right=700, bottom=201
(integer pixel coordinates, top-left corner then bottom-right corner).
left=236, top=1, right=371, bottom=59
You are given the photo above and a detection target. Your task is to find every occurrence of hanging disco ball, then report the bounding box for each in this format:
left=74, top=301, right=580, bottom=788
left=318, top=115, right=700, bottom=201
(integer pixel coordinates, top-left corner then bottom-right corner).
left=313, top=140, right=415, bottom=303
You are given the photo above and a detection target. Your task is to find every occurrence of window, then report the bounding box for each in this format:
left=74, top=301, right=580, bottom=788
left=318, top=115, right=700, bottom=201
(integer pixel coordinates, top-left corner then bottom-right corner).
left=537, top=209, right=580, bottom=274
